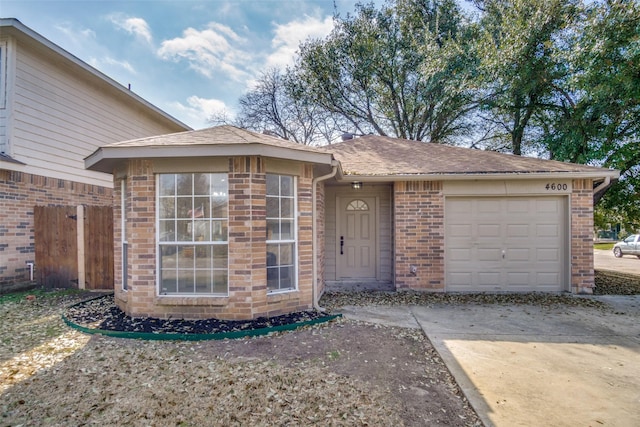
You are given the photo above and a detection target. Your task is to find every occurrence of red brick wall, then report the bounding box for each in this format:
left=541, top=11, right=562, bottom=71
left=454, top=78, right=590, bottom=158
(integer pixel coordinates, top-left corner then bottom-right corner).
left=571, top=179, right=595, bottom=293
left=394, top=181, right=445, bottom=290
left=0, top=170, right=112, bottom=287
left=114, top=157, right=315, bottom=320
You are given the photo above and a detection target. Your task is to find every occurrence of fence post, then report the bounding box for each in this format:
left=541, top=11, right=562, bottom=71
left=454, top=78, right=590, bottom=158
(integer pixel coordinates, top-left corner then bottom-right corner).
left=77, top=205, right=85, bottom=289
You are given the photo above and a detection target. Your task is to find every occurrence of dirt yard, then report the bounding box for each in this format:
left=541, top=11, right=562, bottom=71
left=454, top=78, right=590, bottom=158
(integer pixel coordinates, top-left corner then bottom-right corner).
left=0, top=292, right=480, bottom=426
left=3, top=272, right=638, bottom=427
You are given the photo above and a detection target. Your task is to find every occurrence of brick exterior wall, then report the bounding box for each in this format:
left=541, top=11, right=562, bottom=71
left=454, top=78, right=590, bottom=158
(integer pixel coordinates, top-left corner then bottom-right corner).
left=570, top=178, right=595, bottom=293
left=391, top=179, right=596, bottom=294
left=0, top=170, right=112, bottom=287
left=114, top=157, right=315, bottom=320
left=394, top=181, right=445, bottom=290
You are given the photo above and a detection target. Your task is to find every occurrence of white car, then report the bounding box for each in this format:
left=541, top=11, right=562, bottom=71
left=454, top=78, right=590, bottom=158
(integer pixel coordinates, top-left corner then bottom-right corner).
left=613, top=234, right=640, bottom=259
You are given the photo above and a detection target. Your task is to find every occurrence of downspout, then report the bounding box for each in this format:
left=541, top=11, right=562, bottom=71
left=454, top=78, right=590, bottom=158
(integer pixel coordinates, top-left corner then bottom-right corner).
left=593, top=176, right=611, bottom=195
left=312, top=160, right=339, bottom=312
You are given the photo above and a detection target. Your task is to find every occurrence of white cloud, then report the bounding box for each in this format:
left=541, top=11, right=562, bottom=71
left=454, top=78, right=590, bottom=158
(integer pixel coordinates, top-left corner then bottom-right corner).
left=55, top=22, right=96, bottom=45
left=109, top=14, right=153, bottom=44
left=171, top=96, right=231, bottom=128
left=266, top=15, right=334, bottom=69
left=157, top=23, right=250, bottom=81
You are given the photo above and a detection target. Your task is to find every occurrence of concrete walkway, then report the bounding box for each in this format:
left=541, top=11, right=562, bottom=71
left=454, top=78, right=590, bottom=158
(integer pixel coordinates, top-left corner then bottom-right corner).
left=339, top=297, right=640, bottom=427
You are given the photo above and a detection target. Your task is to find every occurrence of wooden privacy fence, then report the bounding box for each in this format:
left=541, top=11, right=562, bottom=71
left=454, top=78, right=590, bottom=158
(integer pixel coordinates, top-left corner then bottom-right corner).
left=34, top=205, right=114, bottom=290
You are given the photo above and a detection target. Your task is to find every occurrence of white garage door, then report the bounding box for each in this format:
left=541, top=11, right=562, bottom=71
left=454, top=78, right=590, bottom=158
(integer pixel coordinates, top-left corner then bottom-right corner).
left=445, top=197, right=567, bottom=292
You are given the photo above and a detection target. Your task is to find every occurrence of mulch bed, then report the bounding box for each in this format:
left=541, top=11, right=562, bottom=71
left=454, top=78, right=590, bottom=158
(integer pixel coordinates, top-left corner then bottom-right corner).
left=64, top=295, right=330, bottom=335
left=63, top=268, right=640, bottom=337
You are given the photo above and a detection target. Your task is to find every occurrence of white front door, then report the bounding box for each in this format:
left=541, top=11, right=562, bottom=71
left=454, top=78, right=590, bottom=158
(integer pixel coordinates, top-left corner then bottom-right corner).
left=338, top=197, right=377, bottom=278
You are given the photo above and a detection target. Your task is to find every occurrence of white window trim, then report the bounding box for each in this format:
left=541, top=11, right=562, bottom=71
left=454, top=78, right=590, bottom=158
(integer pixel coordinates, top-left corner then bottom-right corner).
left=266, top=174, right=298, bottom=294
left=155, top=173, right=229, bottom=297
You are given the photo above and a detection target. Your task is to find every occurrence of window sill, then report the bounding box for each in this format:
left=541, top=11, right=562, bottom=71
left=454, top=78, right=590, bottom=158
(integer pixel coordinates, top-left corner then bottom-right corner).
left=155, top=295, right=229, bottom=307
left=266, top=289, right=299, bottom=303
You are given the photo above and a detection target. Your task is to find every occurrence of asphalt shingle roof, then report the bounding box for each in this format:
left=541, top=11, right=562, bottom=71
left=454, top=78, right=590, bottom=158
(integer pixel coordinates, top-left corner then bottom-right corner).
left=324, top=135, right=609, bottom=176
left=105, top=125, right=327, bottom=155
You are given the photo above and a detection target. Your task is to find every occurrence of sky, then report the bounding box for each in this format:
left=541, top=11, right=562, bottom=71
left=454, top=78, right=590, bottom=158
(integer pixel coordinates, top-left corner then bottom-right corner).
left=1, top=0, right=374, bottom=130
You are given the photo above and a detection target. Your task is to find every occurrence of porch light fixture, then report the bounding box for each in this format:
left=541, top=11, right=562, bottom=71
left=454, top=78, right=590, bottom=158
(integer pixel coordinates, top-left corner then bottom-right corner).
left=351, top=181, right=363, bottom=190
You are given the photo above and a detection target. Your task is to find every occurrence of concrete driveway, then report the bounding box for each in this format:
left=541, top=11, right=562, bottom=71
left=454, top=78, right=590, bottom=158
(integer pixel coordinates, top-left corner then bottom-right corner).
left=595, top=248, right=640, bottom=275
left=340, top=298, right=640, bottom=426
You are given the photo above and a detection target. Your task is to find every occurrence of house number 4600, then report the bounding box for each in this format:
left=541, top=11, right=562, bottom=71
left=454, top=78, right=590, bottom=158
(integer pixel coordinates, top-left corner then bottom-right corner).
left=545, top=183, right=568, bottom=191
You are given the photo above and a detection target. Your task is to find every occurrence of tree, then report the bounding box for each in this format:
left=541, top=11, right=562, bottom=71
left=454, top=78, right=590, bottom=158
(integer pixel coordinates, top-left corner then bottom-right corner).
left=210, top=68, right=341, bottom=145
left=473, top=0, right=577, bottom=155
left=547, top=0, right=640, bottom=225
left=291, top=0, right=477, bottom=143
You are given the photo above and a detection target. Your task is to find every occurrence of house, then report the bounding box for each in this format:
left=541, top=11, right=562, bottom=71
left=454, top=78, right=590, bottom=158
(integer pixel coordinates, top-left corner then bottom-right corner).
left=85, top=126, right=619, bottom=320
left=0, top=18, right=191, bottom=290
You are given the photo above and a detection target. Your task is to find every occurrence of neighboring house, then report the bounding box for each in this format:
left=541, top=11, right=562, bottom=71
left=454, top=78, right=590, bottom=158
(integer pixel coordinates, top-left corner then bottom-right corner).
left=0, top=18, right=190, bottom=288
left=85, top=126, right=619, bottom=320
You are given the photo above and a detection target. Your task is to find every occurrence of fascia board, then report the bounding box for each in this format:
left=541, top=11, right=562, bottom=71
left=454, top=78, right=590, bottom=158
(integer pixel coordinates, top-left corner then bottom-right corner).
left=85, top=144, right=335, bottom=173
left=341, top=170, right=621, bottom=182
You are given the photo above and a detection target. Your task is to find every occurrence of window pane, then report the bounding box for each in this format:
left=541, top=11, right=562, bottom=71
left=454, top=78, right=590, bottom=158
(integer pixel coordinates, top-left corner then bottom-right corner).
left=281, top=176, right=293, bottom=196
left=211, top=175, right=227, bottom=197
left=177, top=198, right=192, bottom=218
left=280, top=243, right=293, bottom=265
left=176, top=174, right=193, bottom=195
left=178, top=247, right=194, bottom=268
left=267, top=219, right=279, bottom=240
left=159, top=220, right=175, bottom=242
left=266, top=196, right=279, bottom=218
left=177, top=270, right=194, bottom=293
left=193, top=173, right=210, bottom=195
left=212, top=221, right=227, bottom=241
left=159, top=174, right=176, bottom=196
left=160, top=270, right=177, bottom=294
left=196, top=245, right=212, bottom=269
left=195, top=269, right=212, bottom=293
left=177, top=220, right=192, bottom=241
left=279, top=266, right=293, bottom=288
left=280, top=220, right=293, bottom=240
left=213, top=245, right=228, bottom=268
left=281, top=198, right=293, bottom=218
left=159, top=198, right=175, bottom=219
left=266, top=174, right=279, bottom=196
left=213, top=270, right=227, bottom=294
left=192, top=220, right=210, bottom=241
left=267, top=244, right=279, bottom=266
left=211, top=197, right=227, bottom=218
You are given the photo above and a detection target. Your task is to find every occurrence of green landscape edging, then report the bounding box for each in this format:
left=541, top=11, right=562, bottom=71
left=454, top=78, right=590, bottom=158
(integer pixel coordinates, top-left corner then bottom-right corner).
left=62, top=299, right=341, bottom=341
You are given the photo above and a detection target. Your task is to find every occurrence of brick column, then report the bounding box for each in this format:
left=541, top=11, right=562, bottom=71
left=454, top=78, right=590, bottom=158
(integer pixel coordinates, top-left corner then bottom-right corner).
left=571, top=179, right=595, bottom=293
left=394, top=181, right=445, bottom=291
left=228, top=156, right=267, bottom=319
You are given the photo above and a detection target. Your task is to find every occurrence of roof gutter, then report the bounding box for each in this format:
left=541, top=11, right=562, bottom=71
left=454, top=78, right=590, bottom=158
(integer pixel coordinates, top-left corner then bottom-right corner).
left=593, top=175, right=611, bottom=195
left=311, top=159, right=339, bottom=312
left=340, top=170, right=620, bottom=182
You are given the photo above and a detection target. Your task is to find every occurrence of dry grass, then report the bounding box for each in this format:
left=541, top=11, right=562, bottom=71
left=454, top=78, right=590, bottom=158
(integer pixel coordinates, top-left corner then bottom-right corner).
left=0, top=293, right=420, bottom=426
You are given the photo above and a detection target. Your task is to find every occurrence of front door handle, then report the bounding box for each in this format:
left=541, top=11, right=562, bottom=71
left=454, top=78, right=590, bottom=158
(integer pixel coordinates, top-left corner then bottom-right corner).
left=340, top=236, right=344, bottom=255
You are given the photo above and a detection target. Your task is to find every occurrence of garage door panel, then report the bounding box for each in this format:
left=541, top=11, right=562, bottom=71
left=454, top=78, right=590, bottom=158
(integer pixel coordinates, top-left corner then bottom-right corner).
left=506, top=272, right=530, bottom=286
left=507, top=248, right=530, bottom=261
left=477, top=272, right=501, bottom=286
left=478, top=224, right=501, bottom=237
left=450, top=248, right=472, bottom=261
left=507, top=224, right=529, bottom=237
left=478, top=200, right=501, bottom=214
left=506, top=199, right=530, bottom=213
left=537, top=248, right=559, bottom=261
left=445, top=196, right=566, bottom=293
left=478, top=247, right=502, bottom=262
left=536, top=224, right=559, bottom=237
left=448, top=272, right=472, bottom=286
left=449, top=224, right=472, bottom=237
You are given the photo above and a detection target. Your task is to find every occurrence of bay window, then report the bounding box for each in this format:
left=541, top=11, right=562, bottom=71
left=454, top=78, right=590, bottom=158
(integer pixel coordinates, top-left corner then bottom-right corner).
left=157, top=173, right=228, bottom=295
left=266, top=174, right=297, bottom=292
